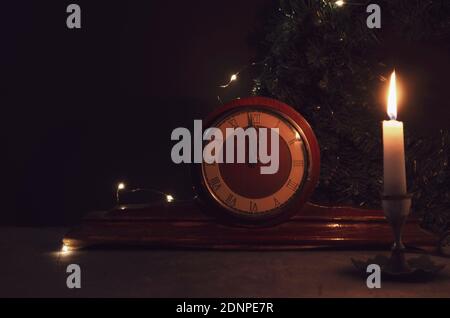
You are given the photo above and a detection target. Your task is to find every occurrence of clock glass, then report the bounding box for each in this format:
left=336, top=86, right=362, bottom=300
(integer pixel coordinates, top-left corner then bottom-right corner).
left=194, top=97, right=319, bottom=226
left=202, top=108, right=308, bottom=216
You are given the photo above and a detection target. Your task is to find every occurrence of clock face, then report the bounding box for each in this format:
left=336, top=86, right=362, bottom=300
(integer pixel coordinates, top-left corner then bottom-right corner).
left=201, top=108, right=309, bottom=219
left=194, top=97, right=320, bottom=226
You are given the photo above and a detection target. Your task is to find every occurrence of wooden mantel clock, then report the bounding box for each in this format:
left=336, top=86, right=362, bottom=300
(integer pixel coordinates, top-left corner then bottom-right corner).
left=193, top=97, right=320, bottom=227
left=63, top=97, right=437, bottom=251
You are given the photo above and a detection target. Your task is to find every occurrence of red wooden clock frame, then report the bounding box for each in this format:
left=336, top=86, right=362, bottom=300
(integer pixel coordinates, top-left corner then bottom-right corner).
left=192, top=96, right=321, bottom=227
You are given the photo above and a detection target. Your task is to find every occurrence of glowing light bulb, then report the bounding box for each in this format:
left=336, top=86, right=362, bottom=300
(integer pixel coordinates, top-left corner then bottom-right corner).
left=116, top=182, right=126, bottom=204
left=166, top=194, right=174, bottom=203
left=335, top=0, right=345, bottom=7
left=61, top=244, right=70, bottom=254
left=220, top=73, right=239, bottom=88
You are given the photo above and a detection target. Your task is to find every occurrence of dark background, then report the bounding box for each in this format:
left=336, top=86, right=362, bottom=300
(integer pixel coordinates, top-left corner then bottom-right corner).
left=2, top=1, right=450, bottom=225
left=2, top=0, right=273, bottom=225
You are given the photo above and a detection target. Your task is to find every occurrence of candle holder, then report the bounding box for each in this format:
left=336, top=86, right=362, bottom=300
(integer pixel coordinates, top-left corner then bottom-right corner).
left=352, top=193, right=445, bottom=280
left=382, top=193, right=412, bottom=252
left=382, top=194, right=412, bottom=273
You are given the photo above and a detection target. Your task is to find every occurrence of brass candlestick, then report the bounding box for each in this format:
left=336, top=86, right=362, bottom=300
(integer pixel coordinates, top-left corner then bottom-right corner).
left=352, top=193, right=445, bottom=280
left=382, top=194, right=412, bottom=252
left=382, top=194, right=412, bottom=273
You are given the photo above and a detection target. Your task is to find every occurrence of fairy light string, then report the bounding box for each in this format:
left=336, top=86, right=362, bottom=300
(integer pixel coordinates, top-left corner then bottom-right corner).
left=114, top=182, right=191, bottom=206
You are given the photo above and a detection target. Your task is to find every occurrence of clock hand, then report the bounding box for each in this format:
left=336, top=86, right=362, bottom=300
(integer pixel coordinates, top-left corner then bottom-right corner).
left=246, top=112, right=261, bottom=167
left=247, top=112, right=253, bottom=128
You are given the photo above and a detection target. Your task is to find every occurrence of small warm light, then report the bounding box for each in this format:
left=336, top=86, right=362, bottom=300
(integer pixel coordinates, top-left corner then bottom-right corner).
left=335, top=0, right=345, bottom=7
left=117, top=182, right=125, bottom=190
left=61, top=244, right=70, bottom=254
left=327, top=223, right=342, bottom=229
left=387, top=71, right=397, bottom=120
left=220, top=73, right=238, bottom=88
left=166, top=194, right=175, bottom=203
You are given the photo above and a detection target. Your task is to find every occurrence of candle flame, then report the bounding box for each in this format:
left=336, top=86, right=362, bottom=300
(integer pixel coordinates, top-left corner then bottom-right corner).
left=387, top=71, right=397, bottom=120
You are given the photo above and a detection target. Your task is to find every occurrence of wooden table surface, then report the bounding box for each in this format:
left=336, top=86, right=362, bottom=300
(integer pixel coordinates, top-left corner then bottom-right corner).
left=1, top=227, right=450, bottom=298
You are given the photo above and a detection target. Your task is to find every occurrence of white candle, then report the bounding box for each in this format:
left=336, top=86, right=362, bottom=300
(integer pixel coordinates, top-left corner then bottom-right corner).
left=383, top=71, right=407, bottom=196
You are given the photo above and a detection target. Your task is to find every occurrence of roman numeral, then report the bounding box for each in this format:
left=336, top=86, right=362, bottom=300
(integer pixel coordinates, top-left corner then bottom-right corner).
left=209, top=177, right=222, bottom=192
left=252, top=113, right=261, bottom=125
left=274, top=197, right=281, bottom=208
left=249, top=201, right=258, bottom=213
left=286, top=179, right=299, bottom=191
left=293, top=160, right=304, bottom=167
left=248, top=112, right=261, bottom=126
left=225, top=194, right=237, bottom=208
left=227, top=117, right=239, bottom=128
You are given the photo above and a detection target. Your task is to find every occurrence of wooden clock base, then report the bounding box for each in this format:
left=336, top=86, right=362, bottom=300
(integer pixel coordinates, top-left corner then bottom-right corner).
left=63, top=201, right=438, bottom=251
